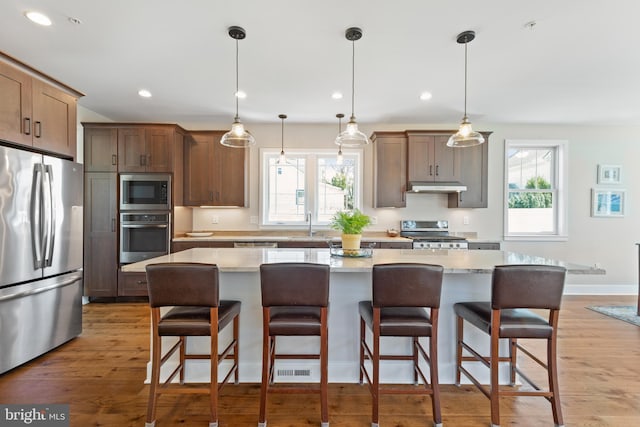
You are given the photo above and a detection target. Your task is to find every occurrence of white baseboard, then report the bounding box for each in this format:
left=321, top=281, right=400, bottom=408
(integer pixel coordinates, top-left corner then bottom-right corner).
left=565, top=283, right=636, bottom=295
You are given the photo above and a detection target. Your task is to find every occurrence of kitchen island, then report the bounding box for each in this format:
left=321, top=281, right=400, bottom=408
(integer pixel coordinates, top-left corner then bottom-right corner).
left=122, top=247, right=603, bottom=384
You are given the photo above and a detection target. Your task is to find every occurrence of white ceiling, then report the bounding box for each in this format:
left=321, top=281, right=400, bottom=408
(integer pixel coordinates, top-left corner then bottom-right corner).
left=1, top=0, right=639, bottom=127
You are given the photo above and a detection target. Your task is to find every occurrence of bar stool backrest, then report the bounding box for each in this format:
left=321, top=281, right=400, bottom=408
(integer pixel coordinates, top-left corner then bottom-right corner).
left=146, top=262, right=220, bottom=308
left=373, top=263, right=443, bottom=308
left=260, top=262, right=330, bottom=307
left=491, top=264, right=566, bottom=310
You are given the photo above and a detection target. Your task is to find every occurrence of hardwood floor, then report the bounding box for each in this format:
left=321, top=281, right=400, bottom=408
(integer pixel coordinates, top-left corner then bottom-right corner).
left=1, top=295, right=639, bottom=426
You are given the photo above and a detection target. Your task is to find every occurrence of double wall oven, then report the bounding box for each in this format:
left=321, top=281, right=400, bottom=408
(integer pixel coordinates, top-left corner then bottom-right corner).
left=119, top=174, right=171, bottom=264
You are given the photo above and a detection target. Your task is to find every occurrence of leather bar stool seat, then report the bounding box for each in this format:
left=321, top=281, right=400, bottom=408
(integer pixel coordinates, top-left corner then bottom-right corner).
left=145, top=263, right=241, bottom=427
left=454, top=264, right=567, bottom=427
left=359, top=263, right=444, bottom=427
left=259, top=262, right=330, bottom=427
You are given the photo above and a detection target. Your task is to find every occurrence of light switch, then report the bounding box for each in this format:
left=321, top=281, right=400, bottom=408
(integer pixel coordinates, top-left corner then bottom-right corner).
left=463, top=216, right=469, bottom=225
left=211, top=215, right=219, bottom=224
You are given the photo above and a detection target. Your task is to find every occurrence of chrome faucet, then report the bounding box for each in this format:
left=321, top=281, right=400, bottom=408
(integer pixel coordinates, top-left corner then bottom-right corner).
left=307, top=211, right=313, bottom=236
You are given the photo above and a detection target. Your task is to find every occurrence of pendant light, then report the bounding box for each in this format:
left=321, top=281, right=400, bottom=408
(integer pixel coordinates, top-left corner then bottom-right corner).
left=336, top=113, right=344, bottom=165
left=447, top=30, right=485, bottom=148
left=220, top=26, right=256, bottom=148
left=335, top=27, right=370, bottom=147
left=278, top=114, right=287, bottom=164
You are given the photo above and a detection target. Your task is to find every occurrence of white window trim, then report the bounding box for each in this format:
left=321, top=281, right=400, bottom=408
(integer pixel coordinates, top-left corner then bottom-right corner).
left=503, top=139, right=569, bottom=241
left=259, top=148, right=363, bottom=228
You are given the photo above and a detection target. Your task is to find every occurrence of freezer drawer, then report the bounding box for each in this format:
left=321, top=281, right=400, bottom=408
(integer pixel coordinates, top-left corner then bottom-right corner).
left=0, top=271, right=83, bottom=374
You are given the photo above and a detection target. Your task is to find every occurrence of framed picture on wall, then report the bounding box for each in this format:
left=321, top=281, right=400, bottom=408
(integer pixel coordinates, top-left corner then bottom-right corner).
left=591, top=188, right=626, bottom=217
left=597, top=164, right=622, bottom=184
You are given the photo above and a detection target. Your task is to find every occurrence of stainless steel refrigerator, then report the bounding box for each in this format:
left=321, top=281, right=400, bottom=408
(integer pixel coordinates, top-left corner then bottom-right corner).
left=0, top=144, right=83, bottom=374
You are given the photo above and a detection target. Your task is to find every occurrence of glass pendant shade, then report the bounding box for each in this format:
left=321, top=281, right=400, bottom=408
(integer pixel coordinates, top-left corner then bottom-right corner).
left=221, top=117, right=255, bottom=147
left=447, top=116, right=485, bottom=147
left=335, top=117, right=368, bottom=147
left=335, top=27, right=369, bottom=148
left=448, top=30, right=484, bottom=148
left=220, top=26, right=255, bottom=148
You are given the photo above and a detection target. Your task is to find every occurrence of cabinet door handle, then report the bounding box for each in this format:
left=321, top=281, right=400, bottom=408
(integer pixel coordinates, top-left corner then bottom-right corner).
left=111, top=154, right=117, bottom=165
left=429, top=165, right=433, bottom=176
left=23, top=118, right=31, bottom=135
left=435, top=165, right=439, bottom=176
left=459, top=192, right=463, bottom=203
left=140, top=154, right=146, bottom=166
left=147, top=155, right=151, bottom=166
left=111, top=218, right=116, bottom=232
left=209, top=191, right=213, bottom=201
left=401, top=184, right=405, bottom=202
left=34, top=121, right=42, bottom=138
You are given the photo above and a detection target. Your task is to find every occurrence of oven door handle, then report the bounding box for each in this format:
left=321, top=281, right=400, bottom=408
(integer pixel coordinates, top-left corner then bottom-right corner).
left=121, top=224, right=168, bottom=229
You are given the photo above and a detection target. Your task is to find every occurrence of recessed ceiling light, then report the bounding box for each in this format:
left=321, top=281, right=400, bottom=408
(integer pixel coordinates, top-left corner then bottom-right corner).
left=332, top=92, right=343, bottom=100
left=138, top=89, right=152, bottom=98
left=419, top=91, right=433, bottom=101
left=25, top=11, right=52, bottom=26
left=235, top=90, right=247, bottom=99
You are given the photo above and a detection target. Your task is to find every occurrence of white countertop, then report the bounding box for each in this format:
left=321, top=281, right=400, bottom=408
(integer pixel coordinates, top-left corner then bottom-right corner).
left=122, top=247, right=604, bottom=275
left=173, top=235, right=411, bottom=243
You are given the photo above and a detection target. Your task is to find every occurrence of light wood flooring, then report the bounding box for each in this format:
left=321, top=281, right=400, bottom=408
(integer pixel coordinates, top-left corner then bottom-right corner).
left=1, top=295, right=639, bottom=426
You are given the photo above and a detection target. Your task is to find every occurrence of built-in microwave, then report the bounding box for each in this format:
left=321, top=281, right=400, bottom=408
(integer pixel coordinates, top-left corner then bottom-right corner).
left=120, top=174, right=171, bottom=211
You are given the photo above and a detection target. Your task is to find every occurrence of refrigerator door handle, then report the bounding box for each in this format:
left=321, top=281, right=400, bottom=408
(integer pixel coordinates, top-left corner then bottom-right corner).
left=30, top=163, right=44, bottom=269
left=43, top=164, right=55, bottom=267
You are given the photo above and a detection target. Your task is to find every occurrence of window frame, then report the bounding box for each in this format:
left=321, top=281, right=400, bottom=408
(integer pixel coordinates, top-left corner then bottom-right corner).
left=260, top=148, right=363, bottom=227
left=503, top=139, right=569, bottom=241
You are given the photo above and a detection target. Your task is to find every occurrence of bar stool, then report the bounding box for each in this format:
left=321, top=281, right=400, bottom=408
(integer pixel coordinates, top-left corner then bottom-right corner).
left=454, top=264, right=567, bottom=427
left=359, top=263, right=444, bottom=427
left=144, top=262, right=241, bottom=427
left=258, top=262, right=330, bottom=427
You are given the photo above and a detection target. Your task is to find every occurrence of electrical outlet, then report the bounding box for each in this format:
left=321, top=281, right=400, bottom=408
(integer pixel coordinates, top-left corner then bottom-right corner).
left=250, top=216, right=258, bottom=224
left=370, top=216, right=378, bottom=225
left=211, top=215, right=219, bottom=224
left=463, top=216, right=469, bottom=225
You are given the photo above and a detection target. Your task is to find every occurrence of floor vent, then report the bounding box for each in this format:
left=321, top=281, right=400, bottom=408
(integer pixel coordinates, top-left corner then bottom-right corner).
left=276, top=369, right=311, bottom=377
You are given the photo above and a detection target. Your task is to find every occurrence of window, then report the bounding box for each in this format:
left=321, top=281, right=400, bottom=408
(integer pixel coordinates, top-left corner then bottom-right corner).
left=261, top=149, right=362, bottom=226
left=504, top=140, right=568, bottom=240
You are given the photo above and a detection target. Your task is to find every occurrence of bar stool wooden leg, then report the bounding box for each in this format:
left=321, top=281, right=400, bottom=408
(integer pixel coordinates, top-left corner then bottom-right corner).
left=412, top=337, right=419, bottom=385
left=430, top=310, right=442, bottom=427
left=359, top=316, right=365, bottom=385
left=210, top=309, right=219, bottom=427
left=548, top=312, right=564, bottom=427
left=258, top=308, right=270, bottom=427
left=320, top=307, right=329, bottom=427
left=233, top=315, right=240, bottom=384
left=509, top=338, right=517, bottom=386
left=371, top=309, right=381, bottom=427
left=146, top=309, right=161, bottom=427
left=455, top=315, right=463, bottom=386
left=490, top=311, right=501, bottom=427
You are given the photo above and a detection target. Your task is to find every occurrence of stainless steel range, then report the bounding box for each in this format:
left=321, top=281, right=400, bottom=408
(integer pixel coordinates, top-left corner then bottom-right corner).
left=400, top=220, right=468, bottom=250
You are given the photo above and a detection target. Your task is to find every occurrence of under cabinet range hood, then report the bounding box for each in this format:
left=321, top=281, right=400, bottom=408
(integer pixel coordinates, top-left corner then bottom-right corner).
left=406, top=181, right=467, bottom=193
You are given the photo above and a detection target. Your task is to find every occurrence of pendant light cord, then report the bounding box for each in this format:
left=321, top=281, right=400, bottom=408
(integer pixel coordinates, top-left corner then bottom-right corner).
left=281, top=117, right=284, bottom=152
left=235, top=38, right=239, bottom=120
left=350, top=40, right=356, bottom=120
left=463, top=41, right=468, bottom=118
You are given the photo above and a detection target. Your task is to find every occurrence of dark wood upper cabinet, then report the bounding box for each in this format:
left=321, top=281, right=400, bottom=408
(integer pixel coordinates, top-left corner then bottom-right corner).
left=184, top=131, right=248, bottom=207
left=372, top=132, right=407, bottom=208
left=407, top=132, right=460, bottom=183
left=448, top=132, right=491, bottom=208
left=84, top=127, right=118, bottom=172
left=0, top=59, right=79, bottom=159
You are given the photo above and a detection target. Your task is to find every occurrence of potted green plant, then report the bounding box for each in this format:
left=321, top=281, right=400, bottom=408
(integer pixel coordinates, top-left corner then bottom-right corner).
left=329, top=209, right=371, bottom=254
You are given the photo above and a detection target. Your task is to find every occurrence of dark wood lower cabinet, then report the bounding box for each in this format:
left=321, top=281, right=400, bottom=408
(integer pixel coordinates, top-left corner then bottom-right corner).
left=117, top=271, right=148, bottom=297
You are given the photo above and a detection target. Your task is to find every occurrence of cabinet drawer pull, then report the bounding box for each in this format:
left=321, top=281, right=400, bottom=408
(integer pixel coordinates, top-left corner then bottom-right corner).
left=34, top=121, right=42, bottom=138
left=23, top=118, right=31, bottom=135
left=111, top=154, right=117, bottom=165
left=136, top=280, right=148, bottom=285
